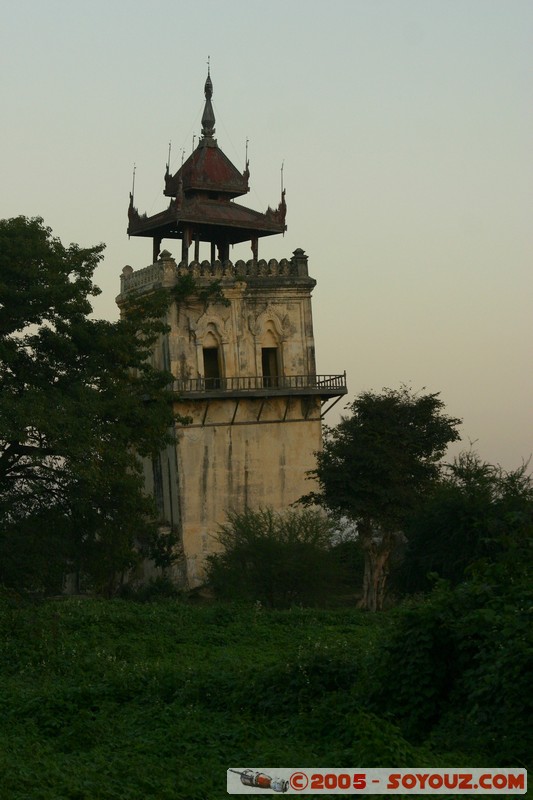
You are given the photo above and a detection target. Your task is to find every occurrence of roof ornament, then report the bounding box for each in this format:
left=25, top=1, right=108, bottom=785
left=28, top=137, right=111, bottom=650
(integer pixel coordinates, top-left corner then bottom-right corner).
left=128, top=163, right=137, bottom=226
left=201, top=57, right=216, bottom=140
left=243, top=138, right=250, bottom=181
left=280, top=161, right=286, bottom=232
left=128, top=164, right=139, bottom=228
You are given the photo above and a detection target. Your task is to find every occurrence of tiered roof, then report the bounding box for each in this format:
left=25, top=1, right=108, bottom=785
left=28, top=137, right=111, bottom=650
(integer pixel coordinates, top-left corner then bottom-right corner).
left=127, top=70, right=286, bottom=260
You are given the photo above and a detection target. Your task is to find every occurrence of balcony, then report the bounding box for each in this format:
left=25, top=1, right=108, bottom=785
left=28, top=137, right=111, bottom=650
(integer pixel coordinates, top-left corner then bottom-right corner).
left=173, top=373, right=347, bottom=401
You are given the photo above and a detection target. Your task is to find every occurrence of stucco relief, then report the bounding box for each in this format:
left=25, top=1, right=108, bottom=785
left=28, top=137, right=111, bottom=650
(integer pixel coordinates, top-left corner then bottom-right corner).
left=248, top=304, right=291, bottom=342
left=247, top=314, right=261, bottom=338
left=190, top=310, right=230, bottom=345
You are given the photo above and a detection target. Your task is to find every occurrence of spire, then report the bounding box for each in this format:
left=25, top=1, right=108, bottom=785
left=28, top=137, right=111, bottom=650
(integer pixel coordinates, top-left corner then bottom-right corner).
left=201, top=63, right=216, bottom=140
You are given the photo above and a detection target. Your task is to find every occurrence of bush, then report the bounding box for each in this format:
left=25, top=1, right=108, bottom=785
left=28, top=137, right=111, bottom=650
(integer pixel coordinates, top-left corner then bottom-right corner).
left=205, top=508, right=342, bottom=608
left=368, top=592, right=459, bottom=739
left=369, top=569, right=533, bottom=766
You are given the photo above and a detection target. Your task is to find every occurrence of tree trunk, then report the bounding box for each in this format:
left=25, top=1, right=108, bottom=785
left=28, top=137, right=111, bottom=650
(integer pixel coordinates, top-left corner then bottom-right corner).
left=358, top=525, right=400, bottom=611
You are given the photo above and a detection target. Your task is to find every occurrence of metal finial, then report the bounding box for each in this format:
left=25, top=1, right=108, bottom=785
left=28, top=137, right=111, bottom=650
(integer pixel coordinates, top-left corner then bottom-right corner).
left=204, top=59, right=213, bottom=101
left=166, top=142, right=172, bottom=173
left=131, top=163, right=136, bottom=201
left=201, top=62, right=215, bottom=138
left=281, top=160, right=284, bottom=193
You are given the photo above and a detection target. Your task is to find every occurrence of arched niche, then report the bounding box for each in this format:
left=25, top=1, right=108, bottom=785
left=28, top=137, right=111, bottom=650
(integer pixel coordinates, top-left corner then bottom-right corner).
left=260, top=323, right=282, bottom=387
left=189, top=312, right=229, bottom=381
left=200, top=327, right=224, bottom=387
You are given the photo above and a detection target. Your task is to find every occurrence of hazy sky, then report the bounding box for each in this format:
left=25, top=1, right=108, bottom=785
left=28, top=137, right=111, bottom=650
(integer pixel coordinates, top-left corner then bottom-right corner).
left=1, top=0, right=531, bottom=470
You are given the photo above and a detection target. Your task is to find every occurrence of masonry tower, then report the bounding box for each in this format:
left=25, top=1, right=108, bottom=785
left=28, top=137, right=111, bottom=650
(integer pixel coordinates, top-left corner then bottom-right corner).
left=117, top=70, right=347, bottom=587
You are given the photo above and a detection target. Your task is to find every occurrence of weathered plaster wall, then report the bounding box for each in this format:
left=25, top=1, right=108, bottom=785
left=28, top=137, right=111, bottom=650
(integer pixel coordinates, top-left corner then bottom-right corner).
left=117, top=251, right=325, bottom=588
left=175, top=405, right=321, bottom=585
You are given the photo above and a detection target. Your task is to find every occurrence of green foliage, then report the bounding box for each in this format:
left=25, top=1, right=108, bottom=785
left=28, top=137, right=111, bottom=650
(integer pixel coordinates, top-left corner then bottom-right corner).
left=0, top=217, right=177, bottom=594
left=399, top=451, right=533, bottom=592
left=117, top=575, right=182, bottom=602
left=1, top=596, right=527, bottom=798
left=369, top=595, right=459, bottom=738
left=205, top=508, right=351, bottom=608
left=366, top=451, right=533, bottom=765
left=440, top=586, right=532, bottom=763
left=0, top=598, right=434, bottom=799
left=304, top=386, right=462, bottom=610
left=0, top=216, right=102, bottom=337
left=307, top=386, right=462, bottom=528
left=369, top=565, right=533, bottom=765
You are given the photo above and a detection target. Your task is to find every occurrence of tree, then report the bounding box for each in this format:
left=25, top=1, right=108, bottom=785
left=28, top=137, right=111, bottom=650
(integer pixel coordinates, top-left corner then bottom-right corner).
left=399, top=451, right=533, bottom=593
left=304, top=387, right=461, bottom=611
left=0, top=216, right=177, bottom=593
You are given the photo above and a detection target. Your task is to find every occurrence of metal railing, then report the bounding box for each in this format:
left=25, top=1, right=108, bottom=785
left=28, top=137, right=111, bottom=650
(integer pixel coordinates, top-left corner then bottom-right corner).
left=173, top=373, right=347, bottom=396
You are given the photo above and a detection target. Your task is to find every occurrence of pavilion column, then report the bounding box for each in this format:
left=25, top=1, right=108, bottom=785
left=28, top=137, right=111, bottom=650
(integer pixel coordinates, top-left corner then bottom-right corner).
left=181, top=226, right=191, bottom=263
left=153, top=236, right=162, bottom=264
left=251, top=236, right=258, bottom=261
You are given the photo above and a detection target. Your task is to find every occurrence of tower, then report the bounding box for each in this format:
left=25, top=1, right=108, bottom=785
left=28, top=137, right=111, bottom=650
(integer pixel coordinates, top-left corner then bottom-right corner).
left=118, top=71, right=347, bottom=587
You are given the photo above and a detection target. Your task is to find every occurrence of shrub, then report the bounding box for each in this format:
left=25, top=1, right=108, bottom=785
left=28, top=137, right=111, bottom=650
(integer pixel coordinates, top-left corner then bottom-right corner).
left=369, top=570, right=533, bottom=766
left=205, top=508, right=341, bottom=608
left=117, top=575, right=182, bottom=602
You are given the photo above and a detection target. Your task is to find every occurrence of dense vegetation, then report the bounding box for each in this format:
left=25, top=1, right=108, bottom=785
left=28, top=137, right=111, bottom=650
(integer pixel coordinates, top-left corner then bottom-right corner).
left=0, top=217, right=178, bottom=595
left=1, top=594, right=530, bottom=800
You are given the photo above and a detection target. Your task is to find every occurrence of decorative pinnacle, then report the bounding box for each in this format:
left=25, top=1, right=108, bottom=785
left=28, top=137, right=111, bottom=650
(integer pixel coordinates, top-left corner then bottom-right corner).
left=201, top=62, right=216, bottom=139
left=204, top=59, right=213, bottom=100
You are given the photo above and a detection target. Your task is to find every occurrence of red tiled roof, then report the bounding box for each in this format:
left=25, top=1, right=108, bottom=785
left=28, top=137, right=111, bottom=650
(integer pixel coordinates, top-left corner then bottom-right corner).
left=165, top=142, right=248, bottom=199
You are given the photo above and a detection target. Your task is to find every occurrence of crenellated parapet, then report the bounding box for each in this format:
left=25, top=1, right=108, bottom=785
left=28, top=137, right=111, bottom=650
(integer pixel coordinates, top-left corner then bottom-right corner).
left=120, top=263, right=163, bottom=293
left=119, top=248, right=312, bottom=296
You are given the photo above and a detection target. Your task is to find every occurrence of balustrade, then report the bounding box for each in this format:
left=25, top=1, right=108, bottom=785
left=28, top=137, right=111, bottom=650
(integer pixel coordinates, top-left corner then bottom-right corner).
left=173, top=373, right=347, bottom=397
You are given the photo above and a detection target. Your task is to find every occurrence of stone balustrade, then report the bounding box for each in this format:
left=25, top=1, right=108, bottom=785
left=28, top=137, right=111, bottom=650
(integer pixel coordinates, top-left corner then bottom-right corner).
left=120, top=249, right=310, bottom=294
left=120, top=263, right=164, bottom=293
